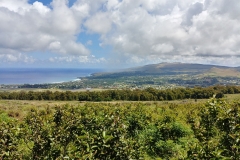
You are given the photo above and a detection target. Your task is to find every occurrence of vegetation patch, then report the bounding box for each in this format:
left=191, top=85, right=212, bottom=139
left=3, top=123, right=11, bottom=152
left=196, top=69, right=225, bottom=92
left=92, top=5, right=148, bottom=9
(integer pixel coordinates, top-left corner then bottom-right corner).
left=0, top=97, right=239, bottom=159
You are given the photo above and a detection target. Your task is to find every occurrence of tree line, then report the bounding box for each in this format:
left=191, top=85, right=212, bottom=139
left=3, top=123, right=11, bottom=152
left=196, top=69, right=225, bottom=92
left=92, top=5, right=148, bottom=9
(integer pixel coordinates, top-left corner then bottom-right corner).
left=1, top=85, right=240, bottom=101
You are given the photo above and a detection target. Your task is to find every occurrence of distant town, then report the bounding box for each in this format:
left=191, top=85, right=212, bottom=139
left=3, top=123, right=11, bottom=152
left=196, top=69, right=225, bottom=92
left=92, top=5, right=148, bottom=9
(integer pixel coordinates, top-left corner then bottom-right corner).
left=2, top=63, right=240, bottom=90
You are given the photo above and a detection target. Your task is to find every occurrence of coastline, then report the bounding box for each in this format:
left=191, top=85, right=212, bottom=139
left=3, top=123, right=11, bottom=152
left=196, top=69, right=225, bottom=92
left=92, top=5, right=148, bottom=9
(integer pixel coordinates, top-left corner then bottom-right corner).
left=0, top=68, right=102, bottom=85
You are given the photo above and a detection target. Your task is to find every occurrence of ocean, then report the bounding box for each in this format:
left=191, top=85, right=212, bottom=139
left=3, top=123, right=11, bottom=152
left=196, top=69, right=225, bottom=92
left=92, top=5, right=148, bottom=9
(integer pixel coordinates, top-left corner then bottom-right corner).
left=0, top=68, right=102, bottom=85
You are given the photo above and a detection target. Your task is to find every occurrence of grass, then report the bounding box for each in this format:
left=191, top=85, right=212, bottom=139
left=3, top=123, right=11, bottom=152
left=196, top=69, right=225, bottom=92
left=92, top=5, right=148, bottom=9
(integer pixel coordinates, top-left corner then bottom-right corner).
left=0, top=100, right=81, bottom=121
left=224, top=94, right=240, bottom=102
left=0, top=98, right=206, bottom=121
left=0, top=93, right=238, bottom=121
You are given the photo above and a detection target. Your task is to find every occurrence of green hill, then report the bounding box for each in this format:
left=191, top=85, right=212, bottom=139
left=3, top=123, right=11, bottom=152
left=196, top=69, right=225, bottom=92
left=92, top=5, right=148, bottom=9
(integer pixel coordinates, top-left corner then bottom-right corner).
left=202, top=67, right=240, bottom=77
left=90, top=62, right=235, bottom=78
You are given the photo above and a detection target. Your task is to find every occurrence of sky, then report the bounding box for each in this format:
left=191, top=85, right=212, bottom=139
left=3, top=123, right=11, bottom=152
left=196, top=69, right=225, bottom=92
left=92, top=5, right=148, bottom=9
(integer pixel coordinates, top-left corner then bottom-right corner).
left=0, top=0, right=240, bottom=68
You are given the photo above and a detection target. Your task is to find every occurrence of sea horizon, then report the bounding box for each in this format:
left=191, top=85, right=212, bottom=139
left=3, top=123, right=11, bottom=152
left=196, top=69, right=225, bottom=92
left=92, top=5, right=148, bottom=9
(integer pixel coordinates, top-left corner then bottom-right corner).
left=0, top=68, right=103, bottom=85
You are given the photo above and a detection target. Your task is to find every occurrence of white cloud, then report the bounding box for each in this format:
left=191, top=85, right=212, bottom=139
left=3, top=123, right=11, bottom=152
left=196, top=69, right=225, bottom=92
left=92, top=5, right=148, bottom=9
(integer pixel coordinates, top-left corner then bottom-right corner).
left=32, top=1, right=50, bottom=15
left=0, top=0, right=90, bottom=60
left=0, top=0, right=30, bottom=13
left=48, top=40, right=89, bottom=55
left=106, top=0, right=119, bottom=10
left=182, top=2, right=203, bottom=26
left=0, top=52, right=35, bottom=63
left=84, top=12, right=112, bottom=34
left=151, top=43, right=174, bottom=53
left=49, top=55, right=106, bottom=64
left=90, top=0, right=240, bottom=66
left=1, top=0, right=240, bottom=67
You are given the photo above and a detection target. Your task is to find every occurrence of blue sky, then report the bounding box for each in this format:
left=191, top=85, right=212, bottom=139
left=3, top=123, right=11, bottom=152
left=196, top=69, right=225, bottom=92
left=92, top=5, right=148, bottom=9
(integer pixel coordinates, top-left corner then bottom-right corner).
left=0, top=0, right=240, bottom=68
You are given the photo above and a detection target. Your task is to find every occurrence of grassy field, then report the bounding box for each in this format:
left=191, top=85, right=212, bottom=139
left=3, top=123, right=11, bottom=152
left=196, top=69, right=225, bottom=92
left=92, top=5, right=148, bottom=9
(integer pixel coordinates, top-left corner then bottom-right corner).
left=0, top=98, right=209, bottom=121
left=0, top=93, right=239, bottom=121
left=224, top=93, right=240, bottom=101
left=0, top=100, right=81, bottom=120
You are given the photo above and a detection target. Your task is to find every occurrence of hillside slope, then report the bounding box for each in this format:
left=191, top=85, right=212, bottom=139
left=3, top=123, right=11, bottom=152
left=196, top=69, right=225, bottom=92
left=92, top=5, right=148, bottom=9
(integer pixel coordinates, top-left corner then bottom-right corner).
left=202, top=67, right=240, bottom=77
left=91, top=62, right=236, bottom=78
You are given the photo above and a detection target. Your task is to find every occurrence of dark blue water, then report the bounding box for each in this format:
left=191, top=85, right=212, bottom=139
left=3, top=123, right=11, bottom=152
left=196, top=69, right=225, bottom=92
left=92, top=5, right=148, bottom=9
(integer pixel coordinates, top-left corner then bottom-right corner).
left=0, top=68, right=102, bottom=84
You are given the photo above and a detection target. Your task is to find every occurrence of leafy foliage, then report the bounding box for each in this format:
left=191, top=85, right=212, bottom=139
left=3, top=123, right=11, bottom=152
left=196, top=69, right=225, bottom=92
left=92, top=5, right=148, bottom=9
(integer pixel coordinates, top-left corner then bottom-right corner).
left=0, top=98, right=239, bottom=159
left=188, top=99, right=240, bottom=159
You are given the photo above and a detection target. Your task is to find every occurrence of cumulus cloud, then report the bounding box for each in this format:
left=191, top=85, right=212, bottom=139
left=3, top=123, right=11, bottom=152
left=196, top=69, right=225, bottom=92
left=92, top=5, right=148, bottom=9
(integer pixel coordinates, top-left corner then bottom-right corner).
left=48, top=40, right=89, bottom=55
left=84, top=12, right=112, bottom=34
left=1, top=0, right=240, bottom=66
left=182, top=2, right=203, bottom=26
left=80, top=0, right=238, bottom=66
left=87, top=0, right=240, bottom=66
left=0, top=52, right=35, bottom=63
left=49, top=55, right=106, bottom=64
left=0, top=0, right=90, bottom=64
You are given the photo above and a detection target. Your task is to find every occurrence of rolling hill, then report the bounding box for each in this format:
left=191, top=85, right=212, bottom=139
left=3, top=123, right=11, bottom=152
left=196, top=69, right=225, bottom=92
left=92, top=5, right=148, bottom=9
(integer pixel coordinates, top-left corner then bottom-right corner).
left=202, top=67, right=240, bottom=77
left=90, top=62, right=240, bottom=78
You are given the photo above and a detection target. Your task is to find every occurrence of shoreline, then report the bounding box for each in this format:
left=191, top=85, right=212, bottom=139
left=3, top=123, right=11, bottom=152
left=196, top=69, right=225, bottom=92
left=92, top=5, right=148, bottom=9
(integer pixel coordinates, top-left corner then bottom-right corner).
left=0, top=68, right=102, bottom=85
